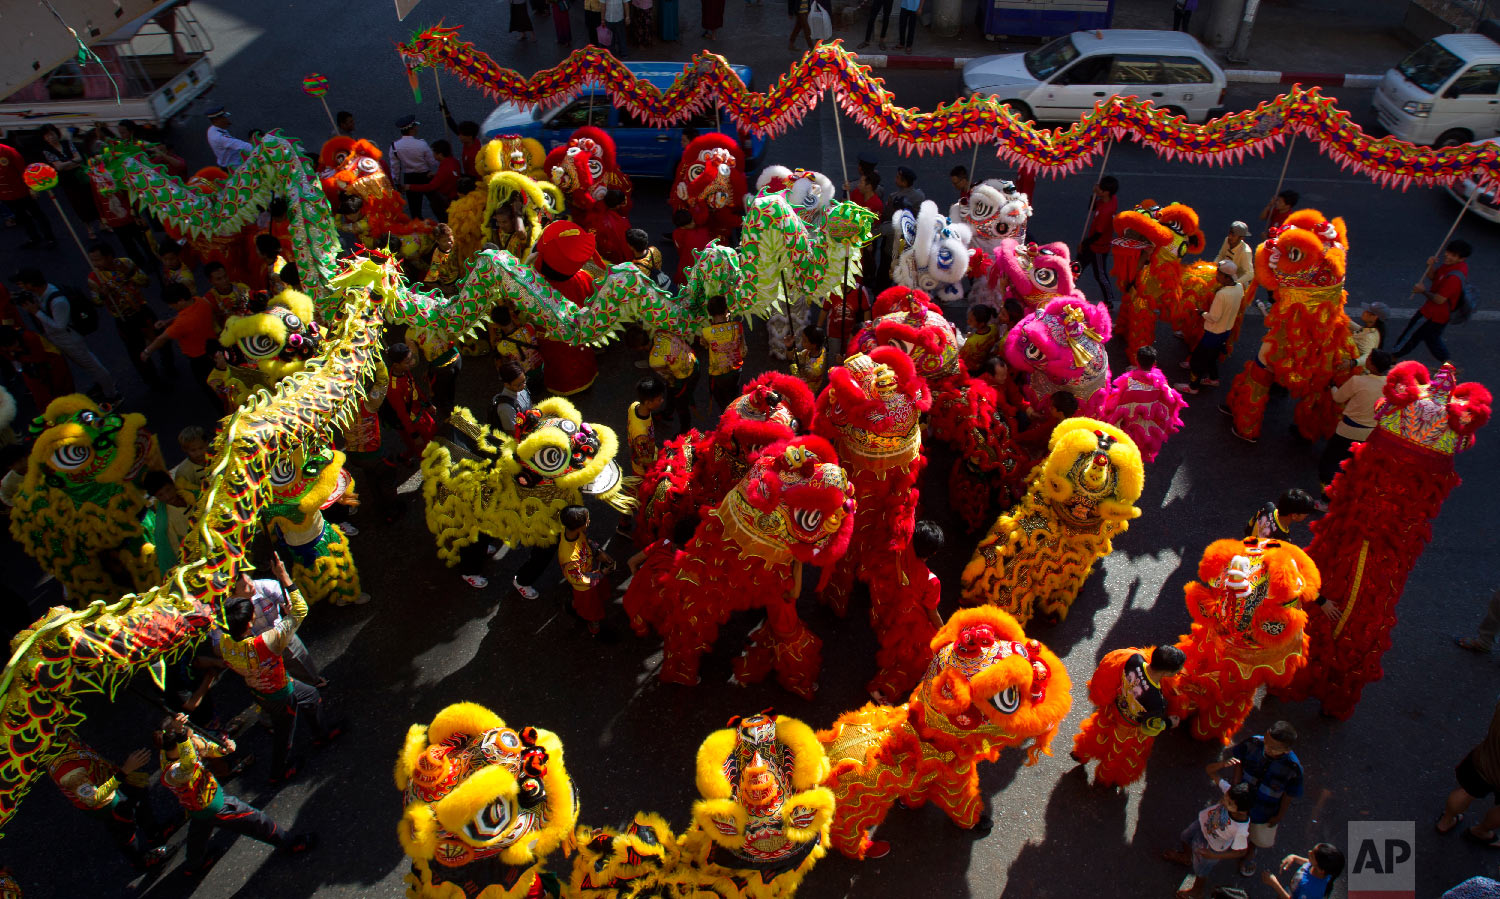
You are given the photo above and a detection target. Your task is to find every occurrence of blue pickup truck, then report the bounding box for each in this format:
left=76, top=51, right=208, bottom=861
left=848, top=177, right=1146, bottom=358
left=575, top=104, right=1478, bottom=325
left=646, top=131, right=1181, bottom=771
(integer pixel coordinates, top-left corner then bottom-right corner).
left=480, top=62, right=766, bottom=180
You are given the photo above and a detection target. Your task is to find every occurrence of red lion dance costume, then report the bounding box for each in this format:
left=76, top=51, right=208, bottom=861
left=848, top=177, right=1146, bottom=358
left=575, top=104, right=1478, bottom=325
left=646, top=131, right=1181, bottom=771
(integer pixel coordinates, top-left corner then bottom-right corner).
left=1277, top=362, right=1492, bottom=719
left=639, top=437, right=855, bottom=698
left=532, top=220, right=604, bottom=396
left=1225, top=209, right=1356, bottom=441
left=819, top=608, right=1071, bottom=859
left=1110, top=201, right=1216, bottom=357
left=1175, top=537, right=1318, bottom=744
left=670, top=133, right=748, bottom=243
left=1071, top=647, right=1188, bottom=788
left=814, top=347, right=935, bottom=701
left=543, top=126, right=630, bottom=230
left=317, top=137, right=434, bottom=251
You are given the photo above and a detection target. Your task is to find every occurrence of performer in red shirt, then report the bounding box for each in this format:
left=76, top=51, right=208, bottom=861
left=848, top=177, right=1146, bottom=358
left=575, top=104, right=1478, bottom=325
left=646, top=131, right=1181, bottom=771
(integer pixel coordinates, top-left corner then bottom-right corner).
left=532, top=221, right=602, bottom=395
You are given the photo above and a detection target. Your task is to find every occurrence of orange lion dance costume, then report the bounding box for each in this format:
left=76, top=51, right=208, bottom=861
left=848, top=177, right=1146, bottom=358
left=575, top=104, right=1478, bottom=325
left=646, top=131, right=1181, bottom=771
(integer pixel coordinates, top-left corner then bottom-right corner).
left=1175, top=537, right=1319, bottom=744
left=1277, top=362, right=1491, bottom=719
left=317, top=137, right=433, bottom=252
left=638, top=437, right=856, bottom=699
left=1225, top=209, right=1357, bottom=442
left=1071, top=646, right=1188, bottom=788
left=819, top=608, right=1071, bottom=859
left=1109, top=201, right=1216, bottom=357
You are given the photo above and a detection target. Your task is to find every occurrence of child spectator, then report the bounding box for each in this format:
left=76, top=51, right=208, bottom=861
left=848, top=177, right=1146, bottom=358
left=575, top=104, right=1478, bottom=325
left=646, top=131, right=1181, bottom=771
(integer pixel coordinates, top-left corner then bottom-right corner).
left=1259, top=843, right=1344, bottom=899
left=88, top=242, right=166, bottom=389
left=648, top=325, right=699, bottom=436
left=629, top=376, right=667, bottom=477
left=491, top=361, right=532, bottom=436
left=172, top=425, right=212, bottom=501
left=158, top=241, right=197, bottom=295
left=959, top=304, right=1001, bottom=373
left=558, top=505, right=614, bottom=637
left=1078, top=175, right=1119, bottom=306
left=141, top=283, right=222, bottom=408
left=1206, top=721, right=1305, bottom=877
left=1176, top=261, right=1243, bottom=395
left=1245, top=488, right=1318, bottom=541
left=700, top=295, right=746, bottom=410
left=488, top=305, right=545, bottom=395
left=788, top=324, right=827, bottom=393
left=384, top=343, right=437, bottom=462
left=1161, top=782, right=1254, bottom=898
left=671, top=208, right=711, bottom=284
left=202, top=261, right=252, bottom=326
left=595, top=189, right=633, bottom=264
left=1319, top=350, right=1392, bottom=488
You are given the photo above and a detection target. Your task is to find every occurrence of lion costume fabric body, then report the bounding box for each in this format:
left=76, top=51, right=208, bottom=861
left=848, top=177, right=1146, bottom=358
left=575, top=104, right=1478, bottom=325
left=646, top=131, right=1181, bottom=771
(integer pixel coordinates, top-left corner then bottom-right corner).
left=635, top=437, right=856, bottom=699
left=1003, top=296, right=1114, bottom=417
left=672, top=134, right=749, bottom=243
left=570, top=713, right=834, bottom=899
left=1071, top=647, right=1189, bottom=788
left=395, top=702, right=577, bottom=899
left=262, top=444, right=363, bottom=606
left=960, top=418, right=1144, bottom=626
left=1175, top=537, right=1318, bottom=744
left=819, top=608, right=1071, bottom=859
left=813, top=348, right=936, bottom=700
left=421, top=398, right=629, bottom=565
left=216, top=289, right=325, bottom=406
left=9, top=396, right=163, bottom=603
left=1225, top=209, right=1357, bottom=441
left=1278, top=362, right=1491, bottom=719
left=1109, top=201, right=1216, bottom=357
left=1100, top=365, right=1187, bottom=463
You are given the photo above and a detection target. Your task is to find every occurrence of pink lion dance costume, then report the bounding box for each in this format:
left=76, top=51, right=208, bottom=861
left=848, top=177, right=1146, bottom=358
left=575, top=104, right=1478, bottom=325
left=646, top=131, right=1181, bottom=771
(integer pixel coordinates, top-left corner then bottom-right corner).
left=1004, top=296, right=1114, bottom=416
left=1225, top=209, right=1356, bottom=442
left=640, top=437, right=855, bottom=698
left=981, top=238, right=1079, bottom=313
left=814, top=347, right=936, bottom=700
left=1175, top=537, right=1318, bottom=744
left=1277, top=362, right=1492, bottom=719
left=1101, top=366, right=1187, bottom=463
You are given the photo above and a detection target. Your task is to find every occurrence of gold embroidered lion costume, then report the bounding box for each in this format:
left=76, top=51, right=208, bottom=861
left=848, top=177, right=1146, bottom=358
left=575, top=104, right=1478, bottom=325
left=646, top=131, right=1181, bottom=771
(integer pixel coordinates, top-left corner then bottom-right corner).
left=1110, top=201, right=1217, bottom=357
left=960, top=417, right=1143, bottom=625
left=819, top=607, right=1071, bottom=859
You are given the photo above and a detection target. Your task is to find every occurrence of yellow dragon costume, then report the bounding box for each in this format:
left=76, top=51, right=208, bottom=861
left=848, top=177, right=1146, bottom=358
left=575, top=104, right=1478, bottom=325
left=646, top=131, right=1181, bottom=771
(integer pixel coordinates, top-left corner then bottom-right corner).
left=263, top=444, right=364, bottom=606
left=9, top=396, right=164, bottom=604
left=960, top=417, right=1143, bottom=625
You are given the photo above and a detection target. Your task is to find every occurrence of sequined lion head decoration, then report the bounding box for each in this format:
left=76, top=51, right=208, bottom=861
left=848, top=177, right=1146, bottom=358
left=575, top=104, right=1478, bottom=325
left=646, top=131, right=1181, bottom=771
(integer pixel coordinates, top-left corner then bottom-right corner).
left=988, top=238, right=1080, bottom=310
left=317, top=137, right=394, bottom=203
left=815, top=347, right=932, bottom=472
left=892, top=200, right=974, bottom=304
left=673, top=133, right=748, bottom=214
left=1035, top=418, right=1143, bottom=530
left=910, top=607, right=1072, bottom=763
left=1255, top=208, right=1348, bottom=292
left=477, top=134, right=547, bottom=181
left=1004, top=297, right=1113, bottom=408
left=23, top=395, right=158, bottom=493
left=951, top=178, right=1032, bottom=247
left=719, top=371, right=817, bottom=454
left=754, top=164, right=835, bottom=224
left=849, top=287, right=963, bottom=383
left=713, top=436, right=856, bottom=568
left=1114, top=200, right=1206, bottom=259
left=1185, top=537, right=1318, bottom=679
left=686, top=712, right=835, bottom=885
left=219, top=289, right=324, bottom=391
left=545, top=126, right=620, bottom=203
left=396, top=702, right=578, bottom=897
left=1374, top=361, right=1491, bottom=457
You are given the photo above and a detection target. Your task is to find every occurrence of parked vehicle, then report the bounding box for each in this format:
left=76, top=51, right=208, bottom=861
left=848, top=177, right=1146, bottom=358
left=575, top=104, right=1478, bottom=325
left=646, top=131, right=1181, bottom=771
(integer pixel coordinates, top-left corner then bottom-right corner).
left=0, top=0, right=215, bottom=137
left=1373, top=23, right=1500, bottom=148
left=1446, top=137, right=1500, bottom=222
left=961, top=29, right=1226, bottom=124
left=481, top=62, right=766, bottom=179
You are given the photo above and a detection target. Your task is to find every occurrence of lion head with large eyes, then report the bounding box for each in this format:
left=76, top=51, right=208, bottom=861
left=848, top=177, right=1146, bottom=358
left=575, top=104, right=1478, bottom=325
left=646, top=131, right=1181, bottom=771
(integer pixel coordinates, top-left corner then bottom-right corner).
left=849, top=287, right=963, bottom=385
left=715, top=436, right=856, bottom=566
left=544, top=126, right=622, bottom=204
left=263, top=443, right=350, bottom=532
left=892, top=200, right=974, bottom=304
left=753, top=164, right=833, bottom=224
left=397, top=702, right=578, bottom=899
left=24, top=395, right=157, bottom=492
left=673, top=134, right=749, bottom=214
left=951, top=179, right=1032, bottom=248
left=503, top=398, right=623, bottom=496
left=988, top=238, right=1080, bottom=310
left=219, top=289, right=324, bottom=394
left=1185, top=537, right=1317, bottom=679
left=1256, top=208, right=1347, bottom=292
left=1004, top=296, right=1114, bottom=413
left=910, top=607, right=1072, bottom=761
left=317, top=137, right=394, bottom=203
left=1114, top=200, right=1206, bottom=260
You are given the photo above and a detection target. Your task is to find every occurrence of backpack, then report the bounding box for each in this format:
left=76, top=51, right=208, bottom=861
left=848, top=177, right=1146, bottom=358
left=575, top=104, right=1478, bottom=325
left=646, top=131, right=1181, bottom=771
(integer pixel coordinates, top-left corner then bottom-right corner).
left=1450, top=270, right=1478, bottom=325
left=46, top=285, right=99, bottom=335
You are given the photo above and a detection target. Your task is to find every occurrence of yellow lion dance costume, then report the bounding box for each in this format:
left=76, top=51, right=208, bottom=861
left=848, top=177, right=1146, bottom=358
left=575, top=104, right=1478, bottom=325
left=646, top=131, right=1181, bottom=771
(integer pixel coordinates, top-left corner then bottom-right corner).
left=570, top=712, right=834, bottom=899
left=216, top=289, right=326, bottom=406
left=421, top=398, right=631, bottom=564
left=819, top=607, right=1071, bottom=859
left=395, top=702, right=578, bottom=899
left=447, top=137, right=559, bottom=267
left=262, top=443, right=365, bottom=606
left=960, top=417, right=1143, bottom=625
left=9, top=396, right=163, bottom=604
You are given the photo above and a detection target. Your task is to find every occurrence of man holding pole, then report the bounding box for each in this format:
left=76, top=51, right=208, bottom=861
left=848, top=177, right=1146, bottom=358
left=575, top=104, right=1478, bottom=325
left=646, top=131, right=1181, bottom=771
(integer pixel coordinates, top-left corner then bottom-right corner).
left=1394, top=239, right=1470, bottom=364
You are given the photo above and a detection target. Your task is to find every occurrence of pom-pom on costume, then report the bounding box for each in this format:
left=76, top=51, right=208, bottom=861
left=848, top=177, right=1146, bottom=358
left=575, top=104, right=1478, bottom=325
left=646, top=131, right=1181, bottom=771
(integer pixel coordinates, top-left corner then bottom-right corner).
left=1003, top=296, right=1114, bottom=416
left=980, top=238, right=1080, bottom=313
left=960, top=418, right=1143, bottom=625
left=672, top=134, right=749, bottom=242
left=1109, top=201, right=1215, bottom=357
left=1175, top=537, right=1317, bottom=744
left=891, top=200, right=974, bottom=304
left=1279, top=362, right=1491, bottom=719
left=1100, top=365, right=1187, bottom=463
left=216, top=288, right=325, bottom=405
left=819, top=608, right=1071, bottom=858
left=813, top=348, right=937, bottom=699
left=1071, top=647, right=1189, bottom=788
left=569, top=713, right=834, bottom=899
left=317, top=137, right=435, bottom=254
left=262, top=444, right=363, bottom=606
left=9, top=396, right=163, bottom=603
left=395, top=702, right=577, bottom=899
left=532, top=220, right=604, bottom=396
left=638, top=437, right=855, bottom=698
left=1225, top=209, right=1357, bottom=441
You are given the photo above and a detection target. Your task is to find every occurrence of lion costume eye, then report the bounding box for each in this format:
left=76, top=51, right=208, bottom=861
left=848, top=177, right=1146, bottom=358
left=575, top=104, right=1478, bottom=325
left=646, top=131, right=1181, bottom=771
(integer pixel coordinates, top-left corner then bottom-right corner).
left=792, top=508, right=824, bottom=533
left=988, top=686, right=1022, bottom=715
left=269, top=457, right=296, bottom=486
left=356, top=157, right=380, bottom=175
left=464, top=798, right=515, bottom=842
left=1286, top=247, right=1304, bottom=263
left=687, top=163, right=706, bottom=182
left=240, top=333, right=281, bottom=360
left=1033, top=267, right=1058, bottom=288
left=588, top=159, right=604, bottom=180
left=51, top=444, right=92, bottom=470
left=1023, top=341, right=1045, bottom=363
left=530, top=445, right=570, bottom=476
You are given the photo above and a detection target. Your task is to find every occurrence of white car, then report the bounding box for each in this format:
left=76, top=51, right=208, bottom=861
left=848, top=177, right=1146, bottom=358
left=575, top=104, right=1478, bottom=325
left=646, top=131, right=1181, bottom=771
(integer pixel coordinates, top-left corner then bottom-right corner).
left=962, top=29, right=1227, bottom=124
left=1445, top=137, right=1500, bottom=222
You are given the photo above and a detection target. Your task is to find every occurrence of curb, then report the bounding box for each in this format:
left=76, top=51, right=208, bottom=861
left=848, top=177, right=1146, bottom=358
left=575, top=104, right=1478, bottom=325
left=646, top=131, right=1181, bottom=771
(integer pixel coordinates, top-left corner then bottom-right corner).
left=852, top=54, right=1382, bottom=88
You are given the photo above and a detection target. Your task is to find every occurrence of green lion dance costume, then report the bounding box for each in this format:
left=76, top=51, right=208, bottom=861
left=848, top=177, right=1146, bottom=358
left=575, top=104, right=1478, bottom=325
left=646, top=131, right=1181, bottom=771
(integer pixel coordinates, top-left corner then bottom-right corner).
left=9, top=396, right=164, bottom=604
left=262, top=444, right=365, bottom=606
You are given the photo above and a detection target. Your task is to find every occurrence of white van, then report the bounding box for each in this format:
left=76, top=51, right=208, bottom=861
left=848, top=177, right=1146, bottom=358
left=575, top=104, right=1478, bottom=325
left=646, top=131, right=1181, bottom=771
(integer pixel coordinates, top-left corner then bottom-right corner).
left=1373, top=28, right=1500, bottom=147
left=962, top=29, right=1227, bottom=124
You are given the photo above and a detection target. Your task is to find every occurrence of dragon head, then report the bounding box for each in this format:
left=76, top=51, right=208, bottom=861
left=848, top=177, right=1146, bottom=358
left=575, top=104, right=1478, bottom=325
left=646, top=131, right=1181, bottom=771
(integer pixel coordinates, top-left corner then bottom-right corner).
left=910, top=607, right=1072, bottom=762
left=691, top=713, right=834, bottom=877
left=396, top=702, right=578, bottom=892
left=989, top=238, right=1079, bottom=309
left=24, top=395, right=157, bottom=494
left=1034, top=418, right=1144, bottom=530
left=219, top=289, right=324, bottom=391
left=675, top=134, right=749, bottom=213
left=719, top=371, right=816, bottom=454
left=815, top=347, right=932, bottom=472
left=318, top=138, right=394, bottom=203
left=1186, top=537, right=1318, bottom=678
left=713, top=436, right=856, bottom=568
left=1255, top=208, right=1347, bottom=292
left=951, top=179, right=1032, bottom=245
left=1114, top=200, right=1206, bottom=258
left=892, top=201, right=974, bottom=303
left=1374, top=361, right=1492, bottom=456
left=850, top=287, right=963, bottom=383
left=753, top=165, right=834, bottom=224
left=1003, top=297, right=1112, bottom=404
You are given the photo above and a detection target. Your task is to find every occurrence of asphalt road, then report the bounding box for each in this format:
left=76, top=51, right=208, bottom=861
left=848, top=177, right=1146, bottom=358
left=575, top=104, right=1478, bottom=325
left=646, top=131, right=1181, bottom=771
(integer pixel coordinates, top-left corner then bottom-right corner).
left=2, top=3, right=1498, bottom=897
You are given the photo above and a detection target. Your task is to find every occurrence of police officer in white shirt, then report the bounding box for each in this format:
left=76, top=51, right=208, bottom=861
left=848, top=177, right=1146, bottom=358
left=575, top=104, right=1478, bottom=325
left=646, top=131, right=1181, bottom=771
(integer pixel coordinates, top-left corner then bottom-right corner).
left=389, top=114, right=439, bottom=220
left=205, top=106, right=254, bottom=169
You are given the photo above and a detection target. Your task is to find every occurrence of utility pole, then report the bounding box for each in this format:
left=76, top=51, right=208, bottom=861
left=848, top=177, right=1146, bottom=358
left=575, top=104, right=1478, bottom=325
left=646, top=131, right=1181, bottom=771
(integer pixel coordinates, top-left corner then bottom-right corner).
left=1228, top=0, right=1263, bottom=64
left=932, top=0, right=962, bottom=37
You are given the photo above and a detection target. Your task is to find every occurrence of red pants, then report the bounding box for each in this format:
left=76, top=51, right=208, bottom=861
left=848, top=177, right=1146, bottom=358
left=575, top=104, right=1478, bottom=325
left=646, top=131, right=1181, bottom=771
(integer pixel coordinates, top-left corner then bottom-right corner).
left=571, top=582, right=607, bottom=622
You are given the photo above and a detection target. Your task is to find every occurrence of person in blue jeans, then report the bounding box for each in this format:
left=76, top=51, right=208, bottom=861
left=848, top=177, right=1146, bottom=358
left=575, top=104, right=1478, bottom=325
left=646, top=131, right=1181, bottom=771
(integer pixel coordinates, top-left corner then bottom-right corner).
left=897, top=0, right=921, bottom=52
left=1260, top=843, right=1344, bottom=899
